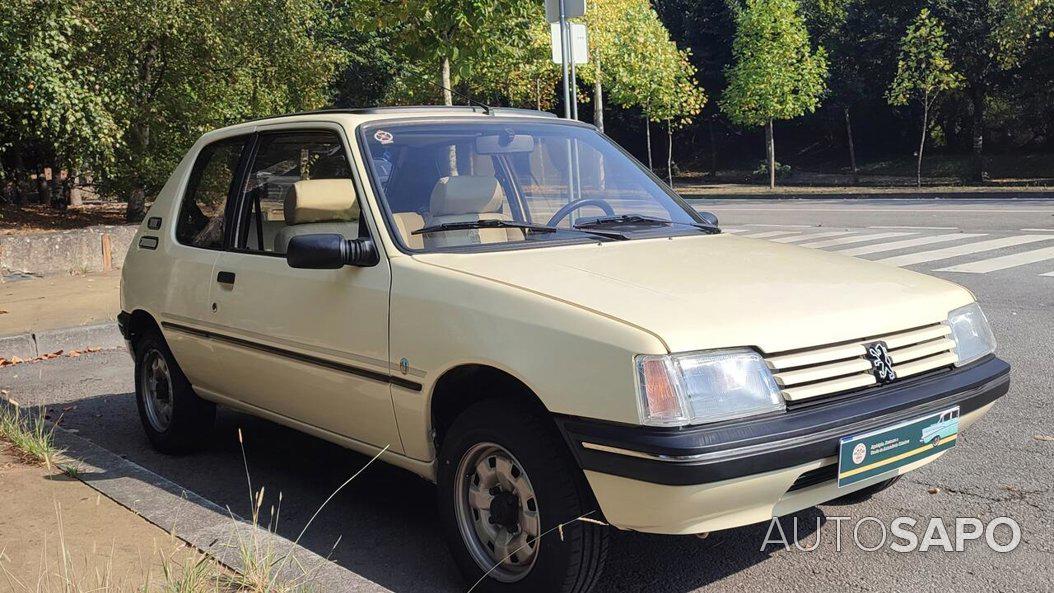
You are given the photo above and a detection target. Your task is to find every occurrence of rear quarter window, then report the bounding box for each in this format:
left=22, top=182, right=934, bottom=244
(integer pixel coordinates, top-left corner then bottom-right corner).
left=175, top=136, right=248, bottom=249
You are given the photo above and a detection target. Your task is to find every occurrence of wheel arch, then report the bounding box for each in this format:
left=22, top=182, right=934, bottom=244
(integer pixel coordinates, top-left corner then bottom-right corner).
left=428, top=363, right=552, bottom=453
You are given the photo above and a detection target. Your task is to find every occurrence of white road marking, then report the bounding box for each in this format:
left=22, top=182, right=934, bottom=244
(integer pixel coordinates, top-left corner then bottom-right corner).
left=1041, top=271, right=1054, bottom=277
left=835, top=233, right=987, bottom=256
left=741, top=223, right=816, bottom=228
left=1021, top=228, right=1054, bottom=232
left=722, top=228, right=747, bottom=233
left=715, top=207, right=1054, bottom=214
left=798, top=232, right=914, bottom=248
left=869, top=225, right=959, bottom=230
left=935, top=246, right=1054, bottom=273
left=770, top=231, right=855, bottom=243
left=876, top=235, right=1054, bottom=267
left=741, top=230, right=804, bottom=239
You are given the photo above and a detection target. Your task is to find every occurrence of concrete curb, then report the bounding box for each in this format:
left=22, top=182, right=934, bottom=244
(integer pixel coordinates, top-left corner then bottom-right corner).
left=38, top=417, right=390, bottom=592
left=0, top=322, right=124, bottom=359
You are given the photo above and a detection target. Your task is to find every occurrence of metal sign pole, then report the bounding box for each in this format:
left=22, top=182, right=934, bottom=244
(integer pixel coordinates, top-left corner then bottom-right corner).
left=568, top=29, right=579, bottom=120
left=558, top=0, right=571, bottom=119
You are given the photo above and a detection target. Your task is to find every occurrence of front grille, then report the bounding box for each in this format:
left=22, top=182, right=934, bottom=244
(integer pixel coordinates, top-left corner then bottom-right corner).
left=765, top=323, right=957, bottom=403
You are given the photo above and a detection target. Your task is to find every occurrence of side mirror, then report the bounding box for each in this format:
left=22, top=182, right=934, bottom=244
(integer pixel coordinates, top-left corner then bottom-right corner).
left=286, top=234, right=379, bottom=269
left=697, top=211, right=719, bottom=227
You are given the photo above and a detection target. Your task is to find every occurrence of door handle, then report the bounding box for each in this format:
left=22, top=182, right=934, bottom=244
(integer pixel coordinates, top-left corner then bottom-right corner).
left=216, top=271, right=236, bottom=285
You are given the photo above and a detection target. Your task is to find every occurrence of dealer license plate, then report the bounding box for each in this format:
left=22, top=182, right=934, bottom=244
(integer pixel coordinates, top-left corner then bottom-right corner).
left=837, top=406, right=960, bottom=488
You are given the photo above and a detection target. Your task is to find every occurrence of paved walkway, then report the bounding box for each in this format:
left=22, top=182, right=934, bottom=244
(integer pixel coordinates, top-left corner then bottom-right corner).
left=0, top=271, right=120, bottom=336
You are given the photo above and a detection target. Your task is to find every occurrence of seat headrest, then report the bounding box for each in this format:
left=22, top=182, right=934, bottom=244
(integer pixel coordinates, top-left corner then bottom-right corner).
left=429, top=176, right=504, bottom=217
left=284, top=179, right=359, bottom=225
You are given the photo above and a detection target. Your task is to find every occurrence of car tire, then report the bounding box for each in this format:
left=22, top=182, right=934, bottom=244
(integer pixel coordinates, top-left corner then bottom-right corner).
left=437, top=399, right=609, bottom=593
left=133, top=331, right=215, bottom=454
left=832, top=475, right=902, bottom=504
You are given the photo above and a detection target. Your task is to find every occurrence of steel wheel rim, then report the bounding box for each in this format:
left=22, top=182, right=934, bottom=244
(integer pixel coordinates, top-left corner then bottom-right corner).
left=141, top=348, right=174, bottom=432
left=454, top=442, right=541, bottom=583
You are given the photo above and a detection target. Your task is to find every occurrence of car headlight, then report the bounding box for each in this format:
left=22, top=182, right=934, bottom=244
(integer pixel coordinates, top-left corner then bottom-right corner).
left=635, top=349, right=785, bottom=427
left=947, top=302, right=996, bottom=366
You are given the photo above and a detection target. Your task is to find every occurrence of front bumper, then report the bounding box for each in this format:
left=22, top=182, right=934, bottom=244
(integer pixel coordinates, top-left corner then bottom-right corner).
left=555, top=356, right=1009, bottom=534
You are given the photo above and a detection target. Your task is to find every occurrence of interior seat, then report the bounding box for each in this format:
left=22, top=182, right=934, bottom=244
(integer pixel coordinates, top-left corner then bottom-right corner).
left=273, top=178, right=360, bottom=254
left=424, top=176, right=524, bottom=249
left=391, top=212, right=425, bottom=249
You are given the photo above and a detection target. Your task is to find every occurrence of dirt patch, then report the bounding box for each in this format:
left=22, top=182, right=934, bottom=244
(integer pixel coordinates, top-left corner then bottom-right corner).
left=0, top=448, right=220, bottom=591
left=0, top=203, right=128, bottom=235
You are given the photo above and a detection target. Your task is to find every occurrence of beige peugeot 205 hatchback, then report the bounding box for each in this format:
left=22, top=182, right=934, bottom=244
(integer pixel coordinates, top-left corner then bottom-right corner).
left=120, top=106, right=1009, bottom=593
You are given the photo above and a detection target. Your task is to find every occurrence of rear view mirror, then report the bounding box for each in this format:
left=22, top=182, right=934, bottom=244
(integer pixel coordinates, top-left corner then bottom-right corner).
left=475, top=133, right=535, bottom=154
left=286, top=234, right=379, bottom=269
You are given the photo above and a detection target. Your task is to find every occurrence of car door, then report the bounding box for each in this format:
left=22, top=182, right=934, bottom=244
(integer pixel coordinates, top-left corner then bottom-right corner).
left=161, top=133, right=252, bottom=393
left=205, top=125, right=402, bottom=452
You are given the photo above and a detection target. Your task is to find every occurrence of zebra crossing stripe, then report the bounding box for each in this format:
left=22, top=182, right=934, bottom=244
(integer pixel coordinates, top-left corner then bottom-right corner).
left=876, top=235, right=1054, bottom=267
left=770, top=231, right=855, bottom=243
left=798, top=232, right=915, bottom=249
left=1041, top=271, right=1054, bottom=277
left=935, top=246, right=1054, bottom=273
left=835, top=233, right=987, bottom=257
left=723, top=228, right=747, bottom=233
left=741, top=230, right=804, bottom=239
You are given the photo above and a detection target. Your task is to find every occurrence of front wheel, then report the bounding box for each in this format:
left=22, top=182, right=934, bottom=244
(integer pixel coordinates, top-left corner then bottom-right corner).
left=437, top=400, right=608, bottom=593
left=134, top=331, right=215, bottom=454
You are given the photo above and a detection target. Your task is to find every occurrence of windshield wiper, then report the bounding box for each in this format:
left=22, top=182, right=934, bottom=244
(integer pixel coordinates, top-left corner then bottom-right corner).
left=575, top=214, right=720, bottom=234
left=412, top=219, right=628, bottom=241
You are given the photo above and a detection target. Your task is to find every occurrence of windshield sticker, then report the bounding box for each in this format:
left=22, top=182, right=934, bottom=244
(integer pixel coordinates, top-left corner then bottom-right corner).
left=373, top=130, right=394, bottom=144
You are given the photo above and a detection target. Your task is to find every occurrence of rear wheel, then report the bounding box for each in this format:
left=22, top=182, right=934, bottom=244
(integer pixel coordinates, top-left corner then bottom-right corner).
left=134, top=331, right=215, bottom=454
left=437, top=399, right=608, bottom=593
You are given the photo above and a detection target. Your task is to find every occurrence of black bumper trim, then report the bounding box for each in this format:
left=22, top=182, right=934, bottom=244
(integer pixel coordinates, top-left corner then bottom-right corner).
left=554, top=356, right=1009, bottom=486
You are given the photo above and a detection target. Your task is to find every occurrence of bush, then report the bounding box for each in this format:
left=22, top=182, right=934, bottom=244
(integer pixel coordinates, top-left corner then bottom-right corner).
left=752, top=160, right=793, bottom=181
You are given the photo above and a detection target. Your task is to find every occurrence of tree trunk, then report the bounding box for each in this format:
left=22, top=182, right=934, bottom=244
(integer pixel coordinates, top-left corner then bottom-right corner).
left=69, top=170, right=83, bottom=208
left=765, top=119, right=775, bottom=190
left=593, top=59, right=604, bottom=134
left=12, top=148, right=24, bottom=207
left=844, top=107, right=859, bottom=185
left=708, top=117, right=718, bottom=178
left=49, top=163, right=63, bottom=209
left=917, top=100, right=930, bottom=189
left=645, top=117, right=653, bottom=171
left=441, top=55, right=453, bottom=106
left=129, top=186, right=147, bottom=222
left=127, top=40, right=158, bottom=222
left=969, top=86, right=987, bottom=183
left=666, top=120, right=674, bottom=187
left=37, top=169, right=49, bottom=204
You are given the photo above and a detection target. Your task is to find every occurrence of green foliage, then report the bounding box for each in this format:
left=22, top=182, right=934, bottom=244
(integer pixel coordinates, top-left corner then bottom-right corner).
left=721, top=0, right=829, bottom=127
left=887, top=9, right=962, bottom=108
left=752, top=159, right=793, bottom=180
left=0, top=0, right=120, bottom=171
left=578, top=0, right=706, bottom=125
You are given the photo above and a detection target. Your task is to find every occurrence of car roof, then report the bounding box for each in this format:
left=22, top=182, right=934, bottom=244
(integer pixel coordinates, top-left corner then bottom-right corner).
left=204, top=106, right=561, bottom=138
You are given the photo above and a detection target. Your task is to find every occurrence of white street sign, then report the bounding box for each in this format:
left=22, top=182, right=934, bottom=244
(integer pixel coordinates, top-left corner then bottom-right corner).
left=551, top=22, right=588, bottom=65
left=545, top=0, right=586, bottom=23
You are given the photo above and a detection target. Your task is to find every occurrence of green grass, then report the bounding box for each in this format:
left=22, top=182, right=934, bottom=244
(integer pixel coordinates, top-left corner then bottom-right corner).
left=0, top=402, right=63, bottom=469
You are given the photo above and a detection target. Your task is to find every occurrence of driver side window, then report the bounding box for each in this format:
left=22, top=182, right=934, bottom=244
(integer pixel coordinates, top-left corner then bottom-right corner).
left=236, top=131, right=361, bottom=255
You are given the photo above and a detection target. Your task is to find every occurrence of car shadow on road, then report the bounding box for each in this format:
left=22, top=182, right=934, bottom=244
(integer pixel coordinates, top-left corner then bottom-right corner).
left=55, top=390, right=827, bottom=593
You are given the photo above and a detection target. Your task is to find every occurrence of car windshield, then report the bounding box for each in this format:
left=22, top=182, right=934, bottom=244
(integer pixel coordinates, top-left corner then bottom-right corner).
left=360, top=119, right=713, bottom=252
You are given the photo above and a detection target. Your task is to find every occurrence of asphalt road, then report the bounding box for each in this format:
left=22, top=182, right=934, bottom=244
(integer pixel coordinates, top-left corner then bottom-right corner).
left=3, top=198, right=1053, bottom=593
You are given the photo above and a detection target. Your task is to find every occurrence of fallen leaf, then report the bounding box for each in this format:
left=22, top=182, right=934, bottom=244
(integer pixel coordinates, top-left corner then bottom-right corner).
left=9, top=356, right=21, bottom=364
left=62, top=405, right=76, bottom=412
left=0, top=310, right=8, bottom=314
left=85, top=346, right=100, bottom=353
left=927, top=487, right=941, bottom=494
left=1034, top=435, right=1054, bottom=442
left=68, top=351, right=81, bottom=357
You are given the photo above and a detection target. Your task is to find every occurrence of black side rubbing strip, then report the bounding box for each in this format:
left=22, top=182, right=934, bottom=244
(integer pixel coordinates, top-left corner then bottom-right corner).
left=160, top=321, right=423, bottom=391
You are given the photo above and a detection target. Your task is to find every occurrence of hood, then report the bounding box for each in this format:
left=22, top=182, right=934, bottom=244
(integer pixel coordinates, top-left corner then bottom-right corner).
left=414, top=233, right=974, bottom=354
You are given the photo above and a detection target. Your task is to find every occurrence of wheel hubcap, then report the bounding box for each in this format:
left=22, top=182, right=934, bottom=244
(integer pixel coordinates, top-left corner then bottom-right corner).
left=454, top=443, right=540, bottom=582
left=141, top=349, right=174, bottom=432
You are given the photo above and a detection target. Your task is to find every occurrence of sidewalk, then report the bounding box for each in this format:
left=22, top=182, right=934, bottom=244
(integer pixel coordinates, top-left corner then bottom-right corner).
left=0, top=448, right=221, bottom=591
left=674, top=181, right=1054, bottom=199
left=0, top=271, right=122, bottom=360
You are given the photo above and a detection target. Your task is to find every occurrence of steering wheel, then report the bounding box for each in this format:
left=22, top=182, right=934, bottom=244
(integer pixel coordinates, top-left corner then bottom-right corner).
left=546, top=198, right=616, bottom=227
